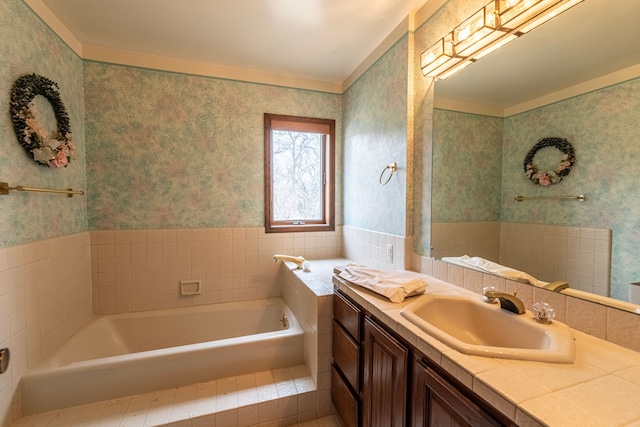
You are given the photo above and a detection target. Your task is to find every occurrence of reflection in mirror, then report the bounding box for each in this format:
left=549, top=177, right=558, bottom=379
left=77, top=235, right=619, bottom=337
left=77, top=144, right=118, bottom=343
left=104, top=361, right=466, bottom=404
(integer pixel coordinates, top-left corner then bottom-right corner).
left=431, top=0, right=640, bottom=311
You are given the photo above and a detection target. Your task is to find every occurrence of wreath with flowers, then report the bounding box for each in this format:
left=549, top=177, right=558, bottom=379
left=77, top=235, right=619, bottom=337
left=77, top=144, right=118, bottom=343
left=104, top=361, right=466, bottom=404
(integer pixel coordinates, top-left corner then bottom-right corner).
left=523, top=137, right=575, bottom=186
left=9, top=73, right=75, bottom=168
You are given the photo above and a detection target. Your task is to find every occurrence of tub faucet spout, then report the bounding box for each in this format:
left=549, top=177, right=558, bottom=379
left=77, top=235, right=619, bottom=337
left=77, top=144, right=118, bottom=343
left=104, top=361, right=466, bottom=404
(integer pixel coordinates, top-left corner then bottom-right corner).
left=273, top=254, right=306, bottom=269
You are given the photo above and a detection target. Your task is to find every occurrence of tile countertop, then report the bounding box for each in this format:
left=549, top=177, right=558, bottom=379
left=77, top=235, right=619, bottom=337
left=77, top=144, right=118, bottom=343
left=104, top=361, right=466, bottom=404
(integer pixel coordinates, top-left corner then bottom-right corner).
left=289, top=260, right=640, bottom=427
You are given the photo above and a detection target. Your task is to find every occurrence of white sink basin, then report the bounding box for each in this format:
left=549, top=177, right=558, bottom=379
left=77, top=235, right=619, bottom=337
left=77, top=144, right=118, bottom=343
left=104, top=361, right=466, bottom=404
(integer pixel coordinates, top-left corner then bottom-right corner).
left=401, top=293, right=576, bottom=363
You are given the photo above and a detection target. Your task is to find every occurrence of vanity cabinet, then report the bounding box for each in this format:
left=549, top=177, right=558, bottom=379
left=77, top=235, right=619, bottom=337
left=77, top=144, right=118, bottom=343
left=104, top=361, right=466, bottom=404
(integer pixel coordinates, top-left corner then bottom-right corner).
left=332, top=290, right=362, bottom=427
left=333, top=290, right=409, bottom=427
left=332, top=288, right=515, bottom=427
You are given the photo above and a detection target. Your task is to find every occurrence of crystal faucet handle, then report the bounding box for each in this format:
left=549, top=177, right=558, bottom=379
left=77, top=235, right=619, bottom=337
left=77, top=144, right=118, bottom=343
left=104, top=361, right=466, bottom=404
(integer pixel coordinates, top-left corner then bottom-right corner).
left=532, top=302, right=556, bottom=324
left=482, top=286, right=498, bottom=303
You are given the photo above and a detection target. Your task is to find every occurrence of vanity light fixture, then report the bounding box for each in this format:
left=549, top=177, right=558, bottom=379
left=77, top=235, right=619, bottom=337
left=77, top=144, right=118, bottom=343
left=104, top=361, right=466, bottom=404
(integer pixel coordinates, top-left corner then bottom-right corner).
left=421, top=0, right=584, bottom=79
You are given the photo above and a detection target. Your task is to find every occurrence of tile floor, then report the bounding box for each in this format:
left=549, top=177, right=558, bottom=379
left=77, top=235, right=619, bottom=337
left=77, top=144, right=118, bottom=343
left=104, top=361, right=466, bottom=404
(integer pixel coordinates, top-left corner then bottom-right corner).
left=12, top=365, right=343, bottom=426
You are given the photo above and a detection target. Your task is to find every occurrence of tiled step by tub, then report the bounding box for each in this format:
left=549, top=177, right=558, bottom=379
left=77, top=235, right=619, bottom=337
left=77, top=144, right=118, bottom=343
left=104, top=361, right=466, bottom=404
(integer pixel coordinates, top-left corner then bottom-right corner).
left=12, top=365, right=333, bottom=427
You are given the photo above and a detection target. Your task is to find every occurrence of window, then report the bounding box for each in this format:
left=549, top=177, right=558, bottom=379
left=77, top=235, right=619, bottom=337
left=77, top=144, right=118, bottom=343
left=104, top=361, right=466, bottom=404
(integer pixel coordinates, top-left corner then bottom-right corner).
left=264, top=113, right=335, bottom=233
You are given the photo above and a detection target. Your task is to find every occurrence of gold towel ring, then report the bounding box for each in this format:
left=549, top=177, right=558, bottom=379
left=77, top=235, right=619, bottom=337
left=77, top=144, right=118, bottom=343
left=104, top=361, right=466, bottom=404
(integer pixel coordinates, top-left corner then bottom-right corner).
left=379, top=162, right=397, bottom=185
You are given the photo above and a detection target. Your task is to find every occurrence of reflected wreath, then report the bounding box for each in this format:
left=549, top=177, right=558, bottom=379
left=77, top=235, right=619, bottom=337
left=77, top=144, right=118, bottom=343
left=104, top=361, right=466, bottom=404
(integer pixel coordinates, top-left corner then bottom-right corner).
left=523, top=137, right=575, bottom=186
left=9, top=73, right=75, bottom=168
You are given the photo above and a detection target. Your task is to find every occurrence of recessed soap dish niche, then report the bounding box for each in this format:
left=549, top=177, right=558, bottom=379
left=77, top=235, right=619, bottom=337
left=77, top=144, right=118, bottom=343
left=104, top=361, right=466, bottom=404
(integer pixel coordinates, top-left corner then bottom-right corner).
left=180, top=280, right=202, bottom=296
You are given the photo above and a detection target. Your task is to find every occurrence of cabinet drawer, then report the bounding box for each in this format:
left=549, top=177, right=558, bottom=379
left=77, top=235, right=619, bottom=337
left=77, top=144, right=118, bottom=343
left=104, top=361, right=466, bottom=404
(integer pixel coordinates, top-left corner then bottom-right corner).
left=332, top=365, right=359, bottom=427
left=333, top=320, right=360, bottom=391
left=334, top=290, right=361, bottom=340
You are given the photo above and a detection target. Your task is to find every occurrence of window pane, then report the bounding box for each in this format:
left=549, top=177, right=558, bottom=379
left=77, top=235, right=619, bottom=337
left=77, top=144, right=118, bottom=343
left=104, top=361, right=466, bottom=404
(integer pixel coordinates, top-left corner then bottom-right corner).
left=272, top=130, right=323, bottom=221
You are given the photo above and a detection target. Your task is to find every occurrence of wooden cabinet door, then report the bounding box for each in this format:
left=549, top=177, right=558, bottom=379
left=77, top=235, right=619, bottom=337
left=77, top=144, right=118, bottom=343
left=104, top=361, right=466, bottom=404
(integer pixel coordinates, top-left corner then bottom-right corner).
left=334, top=290, right=362, bottom=340
left=332, top=365, right=360, bottom=427
left=333, top=320, right=360, bottom=391
left=412, top=358, right=502, bottom=427
left=362, top=316, right=408, bottom=427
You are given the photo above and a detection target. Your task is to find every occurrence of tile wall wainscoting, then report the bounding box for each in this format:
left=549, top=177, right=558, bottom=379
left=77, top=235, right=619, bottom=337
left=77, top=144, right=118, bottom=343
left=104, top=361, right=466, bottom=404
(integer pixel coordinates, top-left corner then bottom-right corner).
left=431, top=221, right=501, bottom=261
left=342, top=225, right=412, bottom=271
left=90, top=225, right=410, bottom=316
left=90, top=227, right=343, bottom=315
left=0, top=233, right=92, bottom=425
left=431, top=222, right=612, bottom=296
left=500, top=223, right=611, bottom=297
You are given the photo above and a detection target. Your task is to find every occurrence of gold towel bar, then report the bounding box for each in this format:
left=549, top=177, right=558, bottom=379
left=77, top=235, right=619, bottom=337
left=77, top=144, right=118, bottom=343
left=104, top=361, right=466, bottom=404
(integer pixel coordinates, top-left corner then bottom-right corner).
left=515, top=194, right=585, bottom=202
left=0, top=182, right=84, bottom=197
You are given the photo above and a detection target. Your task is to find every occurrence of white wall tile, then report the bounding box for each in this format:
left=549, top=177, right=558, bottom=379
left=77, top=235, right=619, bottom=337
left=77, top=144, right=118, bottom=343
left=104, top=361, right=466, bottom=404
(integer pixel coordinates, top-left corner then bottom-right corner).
left=500, top=222, right=611, bottom=296
left=0, top=233, right=92, bottom=423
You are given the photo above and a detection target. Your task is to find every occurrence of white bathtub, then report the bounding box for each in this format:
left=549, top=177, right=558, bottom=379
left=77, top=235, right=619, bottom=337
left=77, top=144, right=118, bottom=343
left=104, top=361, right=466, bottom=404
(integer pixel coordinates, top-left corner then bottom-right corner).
left=21, top=298, right=304, bottom=415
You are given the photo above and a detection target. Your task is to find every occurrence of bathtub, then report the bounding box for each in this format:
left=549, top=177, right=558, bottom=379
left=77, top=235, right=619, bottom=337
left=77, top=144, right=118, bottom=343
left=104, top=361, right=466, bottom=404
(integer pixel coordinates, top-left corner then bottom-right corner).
left=21, top=298, right=304, bottom=415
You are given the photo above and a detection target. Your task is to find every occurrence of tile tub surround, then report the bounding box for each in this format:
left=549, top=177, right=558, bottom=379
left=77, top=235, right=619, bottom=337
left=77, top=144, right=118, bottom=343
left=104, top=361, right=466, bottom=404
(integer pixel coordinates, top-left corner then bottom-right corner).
left=90, top=225, right=406, bottom=317
left=334, top=271, right=640, bottom=427
left=412, top=255, right=640, bottom=353
left=90, top=227, right=342, bottom=315
left=282, top=259, right=348, bottom=420
left=0, top=233, right=93, bottom=427
left=10, top=259, right=346, bottom=426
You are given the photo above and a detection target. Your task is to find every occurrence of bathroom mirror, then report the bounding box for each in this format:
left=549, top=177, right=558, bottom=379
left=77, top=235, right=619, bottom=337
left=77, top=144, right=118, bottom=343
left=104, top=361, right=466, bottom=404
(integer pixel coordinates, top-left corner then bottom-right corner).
left=431, top=0, right=640, bottom=311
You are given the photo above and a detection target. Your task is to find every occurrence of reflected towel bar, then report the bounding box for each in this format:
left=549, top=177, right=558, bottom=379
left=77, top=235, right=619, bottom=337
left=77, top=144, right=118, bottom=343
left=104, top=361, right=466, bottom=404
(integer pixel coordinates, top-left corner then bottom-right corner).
left=0, top=182, right=84, bottom=197
left=515, top=194, right=585, bottom=202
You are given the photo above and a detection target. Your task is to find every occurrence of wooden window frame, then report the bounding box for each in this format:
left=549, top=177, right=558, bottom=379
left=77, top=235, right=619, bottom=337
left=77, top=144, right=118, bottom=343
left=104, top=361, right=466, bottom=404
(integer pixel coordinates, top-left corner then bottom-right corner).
left=264, top=113, right=335, bottom=233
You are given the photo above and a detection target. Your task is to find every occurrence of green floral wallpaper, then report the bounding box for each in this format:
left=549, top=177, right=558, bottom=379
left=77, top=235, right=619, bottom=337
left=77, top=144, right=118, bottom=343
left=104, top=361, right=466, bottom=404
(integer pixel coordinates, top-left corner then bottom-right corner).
left=0, top=0, right=86, bottom=247
left=84, top=63, right=342, bottom=230
left=343, top=36, right=409, bottom=236
left=432, top=109, right=503, bottom=223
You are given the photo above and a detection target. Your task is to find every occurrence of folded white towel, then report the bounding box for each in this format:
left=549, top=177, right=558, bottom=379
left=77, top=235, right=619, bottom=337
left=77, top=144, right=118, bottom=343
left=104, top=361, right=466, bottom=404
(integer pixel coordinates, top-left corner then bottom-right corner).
left=443, top=255, right=545, bottom=287
left=338, top=264, right=427, bottom=303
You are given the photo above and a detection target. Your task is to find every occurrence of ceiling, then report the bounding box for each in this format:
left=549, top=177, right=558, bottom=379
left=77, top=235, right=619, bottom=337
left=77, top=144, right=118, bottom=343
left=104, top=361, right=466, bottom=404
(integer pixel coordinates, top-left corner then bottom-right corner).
left=434, top=0, right=640, bottom=116
left=32, top=0, right=640, bottom=103
left=38, top=0, right=426, bottom=87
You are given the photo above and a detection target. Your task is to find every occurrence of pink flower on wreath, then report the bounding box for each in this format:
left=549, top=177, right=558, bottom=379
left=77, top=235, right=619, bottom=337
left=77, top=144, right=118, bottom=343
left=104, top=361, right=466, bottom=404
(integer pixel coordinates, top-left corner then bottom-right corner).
left=538, top=174, right=551, bottom=186
left=57, top=144, right=70, bottom=157
left=49, top=150, right=68, bottom=168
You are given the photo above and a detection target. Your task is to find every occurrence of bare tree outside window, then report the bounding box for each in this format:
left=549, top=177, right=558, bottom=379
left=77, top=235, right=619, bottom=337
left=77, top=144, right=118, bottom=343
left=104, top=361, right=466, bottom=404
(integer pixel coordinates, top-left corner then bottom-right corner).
left=272, top=130, right=323, bottom=221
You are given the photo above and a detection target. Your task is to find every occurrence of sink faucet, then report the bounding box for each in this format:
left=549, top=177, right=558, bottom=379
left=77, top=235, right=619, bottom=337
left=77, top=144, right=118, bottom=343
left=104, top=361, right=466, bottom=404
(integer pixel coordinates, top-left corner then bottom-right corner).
left=482, top=289, right=526, bottom=315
